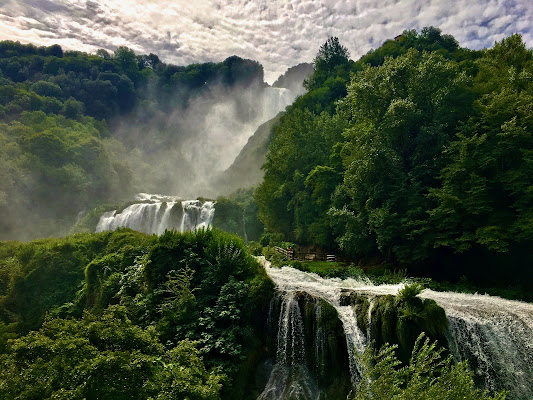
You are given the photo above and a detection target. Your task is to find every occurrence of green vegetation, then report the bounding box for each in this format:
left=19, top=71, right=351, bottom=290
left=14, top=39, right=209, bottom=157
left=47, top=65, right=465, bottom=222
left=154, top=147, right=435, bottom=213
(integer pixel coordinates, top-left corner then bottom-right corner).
left=353, top=334, right=506, bottom=400
left=340, top=284, right=447, bottom=363
left=0, top=307, right=223, bottom=400
left=0, top=27, right=530, bottom=399
left=0, top=228, right=274, bottom=399
left=212, top=188, right=265, bottom=242
left=256, top=28, right=533, bottom=293
left=0, top=111, right=131, bottom=240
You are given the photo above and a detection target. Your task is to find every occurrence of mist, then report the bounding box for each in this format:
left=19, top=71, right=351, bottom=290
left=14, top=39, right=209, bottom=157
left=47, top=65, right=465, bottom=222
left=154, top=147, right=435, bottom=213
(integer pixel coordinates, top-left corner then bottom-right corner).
left=112, top=81, right=296, bottom=198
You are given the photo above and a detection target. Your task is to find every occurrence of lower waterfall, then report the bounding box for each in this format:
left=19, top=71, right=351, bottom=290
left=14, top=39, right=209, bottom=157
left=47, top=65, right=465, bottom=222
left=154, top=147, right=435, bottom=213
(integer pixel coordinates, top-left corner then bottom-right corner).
left=420, top=290, right=533, bottom=399
left=259, top=260, right=533, bottom=400
left=95, top=193, right=215, bottom=235
left=258, top=292, right=322, bottom=400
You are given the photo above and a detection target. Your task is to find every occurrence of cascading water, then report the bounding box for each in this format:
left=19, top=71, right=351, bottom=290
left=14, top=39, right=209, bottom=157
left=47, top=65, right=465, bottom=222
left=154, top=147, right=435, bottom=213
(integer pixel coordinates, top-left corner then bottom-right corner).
left=260, top=87, right=294, bottom=121
left=262, top=260, right=400, bottom=388
left=96, top=193, right=215, bottom=235
left=420, top=290, right=533, bottom=399
left=260, top=259, right=533, bottom=400
left=258, top=292, right=321, bottom=400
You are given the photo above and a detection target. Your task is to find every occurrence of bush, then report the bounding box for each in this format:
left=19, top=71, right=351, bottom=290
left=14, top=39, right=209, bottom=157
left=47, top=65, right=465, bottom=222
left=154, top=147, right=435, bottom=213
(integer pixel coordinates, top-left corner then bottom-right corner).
left=397, top=283, right=424, bottom=301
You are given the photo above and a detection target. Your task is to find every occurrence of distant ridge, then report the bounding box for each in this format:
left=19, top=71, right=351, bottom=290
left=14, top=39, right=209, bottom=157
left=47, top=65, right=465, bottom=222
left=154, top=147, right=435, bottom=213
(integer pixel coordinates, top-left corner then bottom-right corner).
left=272, top=63, right=314, bottom=94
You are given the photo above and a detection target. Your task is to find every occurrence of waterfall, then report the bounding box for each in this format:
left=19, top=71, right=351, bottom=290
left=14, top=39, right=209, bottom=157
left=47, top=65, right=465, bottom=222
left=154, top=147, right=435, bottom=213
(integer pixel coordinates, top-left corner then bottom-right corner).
left=260, top=260, right=533, bottom=400
left=258, top=292, right=321, bottom=400
left=96, top=193, right=215, bottom=235
left=420, top=290, right=533, bottom=399
left=263, top=263, right=400, bottom=388
left=260, top=87, right=294, bottom=121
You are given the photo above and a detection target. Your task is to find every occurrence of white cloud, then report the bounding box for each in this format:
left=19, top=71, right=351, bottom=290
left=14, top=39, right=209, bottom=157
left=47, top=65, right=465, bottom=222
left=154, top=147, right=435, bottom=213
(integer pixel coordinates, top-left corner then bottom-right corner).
left=0, top=0, right=531, bottom=83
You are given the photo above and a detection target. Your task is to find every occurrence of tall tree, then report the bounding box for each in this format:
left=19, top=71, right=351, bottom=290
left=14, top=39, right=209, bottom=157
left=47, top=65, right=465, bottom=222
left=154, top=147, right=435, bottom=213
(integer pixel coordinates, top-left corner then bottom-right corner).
left=304, top=36, right=350, bottom=91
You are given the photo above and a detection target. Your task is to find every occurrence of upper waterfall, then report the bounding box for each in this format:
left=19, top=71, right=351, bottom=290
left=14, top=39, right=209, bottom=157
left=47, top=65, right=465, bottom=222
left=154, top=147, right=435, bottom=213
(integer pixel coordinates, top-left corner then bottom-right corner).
left=260, top=87, right=295, bottom=121
left=96, top=193, right=215, bottom=235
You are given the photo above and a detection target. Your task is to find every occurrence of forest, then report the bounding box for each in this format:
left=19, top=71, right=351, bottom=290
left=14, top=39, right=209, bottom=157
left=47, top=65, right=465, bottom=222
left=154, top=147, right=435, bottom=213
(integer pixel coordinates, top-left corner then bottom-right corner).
left=255, top=28, right=533, bottom=295
left=0, top=26, right=531, bottom=399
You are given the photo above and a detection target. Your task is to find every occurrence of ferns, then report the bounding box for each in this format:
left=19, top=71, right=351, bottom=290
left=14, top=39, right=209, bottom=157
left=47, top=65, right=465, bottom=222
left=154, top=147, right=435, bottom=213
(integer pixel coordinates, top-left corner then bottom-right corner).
left=354, top=333, right=507, bottom=400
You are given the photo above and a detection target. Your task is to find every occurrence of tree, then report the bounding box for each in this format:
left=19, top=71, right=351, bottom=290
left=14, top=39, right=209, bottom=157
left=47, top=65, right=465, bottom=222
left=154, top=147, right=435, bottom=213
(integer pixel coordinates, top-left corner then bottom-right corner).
left=31, top=81, right=63, bottom=99
left=304, top=36, right=350, bottom=90
left=429, top=34, right=533, bottom=254
left=331, top=49, right=472, bottom=262
left=113, top=46, right=139, bottom=84
left=0, top=306, right=223, bottom=400
left=96, top=49, right=111, bottom=60
left=47, top=44, right=63, bottom=58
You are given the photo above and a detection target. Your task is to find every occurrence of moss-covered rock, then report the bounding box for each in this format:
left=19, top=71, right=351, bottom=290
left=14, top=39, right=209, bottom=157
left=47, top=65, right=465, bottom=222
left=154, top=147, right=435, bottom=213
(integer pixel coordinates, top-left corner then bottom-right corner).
left=340, top=289, right=448, bottom=364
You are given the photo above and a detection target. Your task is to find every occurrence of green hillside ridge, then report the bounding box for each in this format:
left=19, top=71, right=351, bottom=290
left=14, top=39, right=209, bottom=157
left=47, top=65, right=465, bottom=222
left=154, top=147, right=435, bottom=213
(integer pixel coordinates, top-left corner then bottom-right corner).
left=255, top=28, right=533, bottom=293
left=0, top=228, right=274, bottom=399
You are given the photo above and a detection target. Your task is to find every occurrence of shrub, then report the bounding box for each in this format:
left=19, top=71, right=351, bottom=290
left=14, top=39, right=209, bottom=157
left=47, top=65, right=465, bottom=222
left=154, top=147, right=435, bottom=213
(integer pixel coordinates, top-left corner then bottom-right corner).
left=353, top=333, right=506, bottom=400
left=397, top=283, right=424, bottom=301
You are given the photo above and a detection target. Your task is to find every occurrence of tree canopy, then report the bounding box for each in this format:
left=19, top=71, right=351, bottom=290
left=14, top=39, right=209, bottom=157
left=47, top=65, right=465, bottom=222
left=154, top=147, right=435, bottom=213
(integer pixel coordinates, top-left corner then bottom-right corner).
left=256, top=29, right=533, bottom=291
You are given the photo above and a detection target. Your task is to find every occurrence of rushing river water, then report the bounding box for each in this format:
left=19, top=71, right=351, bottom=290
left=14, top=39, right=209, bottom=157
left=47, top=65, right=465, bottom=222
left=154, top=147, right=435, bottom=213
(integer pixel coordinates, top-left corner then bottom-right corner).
left=259, top=259, right=533, bottom=400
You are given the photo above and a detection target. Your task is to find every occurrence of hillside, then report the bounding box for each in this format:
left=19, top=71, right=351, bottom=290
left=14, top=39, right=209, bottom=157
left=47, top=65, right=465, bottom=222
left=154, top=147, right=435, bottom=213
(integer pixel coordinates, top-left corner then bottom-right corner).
left=256, top=29, right=533, bottom=293
left=0, top=41, right=277, bottom=240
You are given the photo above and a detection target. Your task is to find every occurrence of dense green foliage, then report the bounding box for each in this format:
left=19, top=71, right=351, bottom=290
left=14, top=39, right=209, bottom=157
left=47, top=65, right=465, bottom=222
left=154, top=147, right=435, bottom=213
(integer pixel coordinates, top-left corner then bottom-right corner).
left=0, top=306, right=223, bottom=400
left=0, top=28, right=530, bottom=399
left=0, top=111, right=131, bottom=239
left=0, top=41, right=263, bottom=120
left=256, top=28, right=533, bottom=289
left=353, top=334, right=506, bottom=400
left=213, top=188, right=265, bottom=242
left=0, top=228, right=274, bottom=399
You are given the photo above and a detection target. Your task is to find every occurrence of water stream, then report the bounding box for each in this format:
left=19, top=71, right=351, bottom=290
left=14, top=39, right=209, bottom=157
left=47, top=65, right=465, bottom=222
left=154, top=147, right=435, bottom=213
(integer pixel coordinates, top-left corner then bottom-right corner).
left=259, top=259, right=533, bottom=399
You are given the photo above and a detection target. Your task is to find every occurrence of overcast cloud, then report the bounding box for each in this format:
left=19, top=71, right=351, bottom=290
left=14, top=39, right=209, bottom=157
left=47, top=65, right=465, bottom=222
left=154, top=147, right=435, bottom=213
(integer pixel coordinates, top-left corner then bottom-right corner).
left=0, top=0, right=531, bottom=83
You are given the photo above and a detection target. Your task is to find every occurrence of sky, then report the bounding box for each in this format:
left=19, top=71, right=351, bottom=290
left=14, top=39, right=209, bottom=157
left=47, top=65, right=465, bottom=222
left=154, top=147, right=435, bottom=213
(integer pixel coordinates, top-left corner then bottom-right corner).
left=0, top=0, right=531, bottom=83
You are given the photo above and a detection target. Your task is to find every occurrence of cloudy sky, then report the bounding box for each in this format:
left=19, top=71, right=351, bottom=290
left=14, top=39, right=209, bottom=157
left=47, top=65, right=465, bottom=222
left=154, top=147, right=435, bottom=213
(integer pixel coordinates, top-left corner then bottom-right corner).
left=0, top=0, right=531, bottom=83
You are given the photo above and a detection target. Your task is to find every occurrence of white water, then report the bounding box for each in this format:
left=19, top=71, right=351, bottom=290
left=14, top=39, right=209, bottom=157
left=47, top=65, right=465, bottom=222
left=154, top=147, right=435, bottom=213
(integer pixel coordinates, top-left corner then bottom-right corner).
left=420, top=290, right=533, bottom=399
left=258, top=291, right=321, bottom=400
left=181, top=86, right=295, bottom=180
left=262, top=261, right=402, bottom=387
left=96, top=193, right=215, bottom=235
left=261, top=260, right=533, bottom=399
left=261, top=87, right=294, bottom=121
